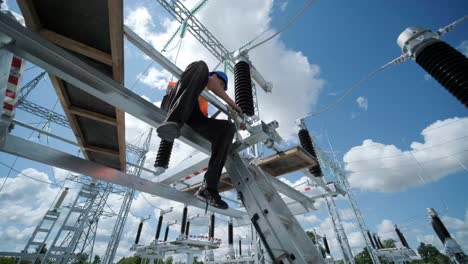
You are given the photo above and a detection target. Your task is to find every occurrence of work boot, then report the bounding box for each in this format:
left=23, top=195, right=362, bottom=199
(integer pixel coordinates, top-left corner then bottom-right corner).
left=194, top=187, right=229, bottom=210
left=157, top=121, right=181, bottom=142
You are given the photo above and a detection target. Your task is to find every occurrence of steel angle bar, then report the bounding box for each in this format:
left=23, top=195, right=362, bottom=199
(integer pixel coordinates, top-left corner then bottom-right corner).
left=302, top=169, right=332, bottom=192
left=0, top=13, right=211, bottom=154
left=262, top=173, right=316, bottom=211
left=158, top=152, right=209, bottom=184
left=0, top=134, right=246, bottom=218
left=225, top=152, right=324, bottom=263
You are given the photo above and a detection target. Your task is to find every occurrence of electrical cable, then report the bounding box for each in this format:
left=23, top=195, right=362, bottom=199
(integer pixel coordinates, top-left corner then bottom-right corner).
left=247, top=0, right=316, bottom=52
left=141, top=192, right=164, bottom=210
left=306, top=58, right=403, bottom=118
left=0, top=161, right=69, bottom=188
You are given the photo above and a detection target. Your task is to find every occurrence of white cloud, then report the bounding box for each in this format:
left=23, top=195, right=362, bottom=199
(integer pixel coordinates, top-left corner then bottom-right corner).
left=125, top=0, right=325, bottom=140
left=279, top=1, right=288, bottom=12
left=344, top=117, right=468, bottom=192
left=377, top=219, right=399, bottom=244
left=457, top=40, right=468, bottom=57
left=424, top=73, right=432, bottom=81
left=139, top=67, right=173, bottom=90
left=356, top=96, right=368, bottom=111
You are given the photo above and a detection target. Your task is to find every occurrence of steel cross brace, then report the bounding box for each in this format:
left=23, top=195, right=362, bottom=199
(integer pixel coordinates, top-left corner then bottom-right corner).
left=225, top=152, right=324, bottom=263
left=0, top=134, right=246, bottom=218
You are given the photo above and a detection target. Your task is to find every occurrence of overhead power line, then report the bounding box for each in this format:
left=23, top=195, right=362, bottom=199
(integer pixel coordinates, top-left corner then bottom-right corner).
left=246, top=0, right=316, bottom=52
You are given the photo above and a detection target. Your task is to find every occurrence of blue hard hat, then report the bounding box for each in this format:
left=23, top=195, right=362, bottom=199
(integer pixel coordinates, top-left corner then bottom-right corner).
left=209, top=71, right=228, bottom=90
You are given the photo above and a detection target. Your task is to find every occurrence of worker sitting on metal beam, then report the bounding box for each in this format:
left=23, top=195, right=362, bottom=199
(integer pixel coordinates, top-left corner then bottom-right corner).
left=157, top=60, right=243, bottom=209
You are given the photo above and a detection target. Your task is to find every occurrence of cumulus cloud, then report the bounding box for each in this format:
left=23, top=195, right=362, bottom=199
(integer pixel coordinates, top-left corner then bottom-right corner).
left=344, top=117, right=468, bottom=192
left=356, top=96, right=368, bottom=111
left=377, top=219, right=401, bottom=246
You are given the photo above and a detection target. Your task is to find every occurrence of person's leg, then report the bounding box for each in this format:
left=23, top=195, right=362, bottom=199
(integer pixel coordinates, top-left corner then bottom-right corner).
left=166, top=61, right=209, bottom=123
left=157, top=61, right=209, bottom=141
left=187, top=114, right=236, bottom=208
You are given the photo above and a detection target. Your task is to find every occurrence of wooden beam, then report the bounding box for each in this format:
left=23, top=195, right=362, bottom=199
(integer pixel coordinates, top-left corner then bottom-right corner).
left=83, top=145, right=120, bottom=157
left=68, top=106, right=117, bottom=126
left=108, top=0, right=126, bottom=172
left=17, top=0, right=42, bottom=31
left=49, top=75, right=90, bottom=160
left=39, top=29, right=113, bottom=66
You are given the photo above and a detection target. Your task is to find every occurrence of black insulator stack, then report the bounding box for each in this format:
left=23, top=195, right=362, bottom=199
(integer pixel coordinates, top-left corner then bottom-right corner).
left=164, top=225, right=170, bottom=242
left=375, top=235, right=384, bottom=249
left=209, top=213, right=215, bottom=240
left=185, top=221, right=190, bottom=236
left=323, top=236, right=331, bottom=254
left=431, top=214, right=451, bottom=243
left=395, top=225, right=410, bottom=248
left=373, top=234, right=381, bottom=249
left=415, top=40, right=468, bottom=107
left=180, top=207, right=188, bottom=234
left=135, top=221, right=143, bottom=245
left=298, top=128, right=323, bottom=177
left=228, top=223, right=234, bottom=245
left=234, top=61, right=255, bottom=116
left=155, top=215, right=163, bottom=240
left=155, top=140, right=174, bottom=169
left=367, top=231, right=376, bottom=249
left=239, top=239, right=242, bottom=256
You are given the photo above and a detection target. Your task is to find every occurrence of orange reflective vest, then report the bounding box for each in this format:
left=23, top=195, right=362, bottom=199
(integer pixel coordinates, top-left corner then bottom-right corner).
left=165, top=81, right=208, bottom=117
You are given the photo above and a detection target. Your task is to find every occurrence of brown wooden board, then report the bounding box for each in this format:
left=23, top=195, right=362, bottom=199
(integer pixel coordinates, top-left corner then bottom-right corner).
left=256, top=147, right=318, bottom=176
left=17, top=0, right=126, bottom=171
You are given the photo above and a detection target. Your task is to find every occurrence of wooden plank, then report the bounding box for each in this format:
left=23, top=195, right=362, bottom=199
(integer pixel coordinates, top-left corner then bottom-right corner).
left=69, top=106, right=117, bottom=126
left=17, top=0, right=42, bottom=31
left=39, top=29, right=113, bottom=66
left=108, top=0, right=126, bottom=172
left=256, top=147, right=318, bottom=176
left=49, top=75, right=90, bottom=160
left=84, top=145, right=120, bottom=157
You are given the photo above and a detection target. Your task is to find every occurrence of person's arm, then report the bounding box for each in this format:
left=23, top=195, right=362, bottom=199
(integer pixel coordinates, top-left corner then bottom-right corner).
left=207, top=86, right=243, bottom=115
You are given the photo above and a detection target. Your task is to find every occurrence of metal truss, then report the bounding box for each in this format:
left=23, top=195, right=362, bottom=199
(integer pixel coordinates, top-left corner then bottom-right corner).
left=102, top=129, right=153, bottom=264
left=315, top=146, right=381, bottom=264
left=153, top=0, right=272, bottom=93
left=325, top=197, right=354, bottom=264
left=16, top=97, right=70, bottom=127
left=58, top=182, right=114, bottom=263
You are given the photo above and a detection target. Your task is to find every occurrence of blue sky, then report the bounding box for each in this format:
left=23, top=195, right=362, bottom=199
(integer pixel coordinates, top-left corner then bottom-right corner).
left=1, top=0, right=467, bottom=261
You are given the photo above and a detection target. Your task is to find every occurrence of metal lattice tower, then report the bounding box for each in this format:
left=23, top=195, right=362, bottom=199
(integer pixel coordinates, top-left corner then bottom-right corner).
left=13, top=73, right=150, bottom=263
left=58, top=181, right=114, bottom=263
left=325, top=197, right=354, bottom=264
left=102, top=129, right=153, bottom=264
left=315, top=144, right=381, bottom=264
left=41, top=183, right=99, bottom=264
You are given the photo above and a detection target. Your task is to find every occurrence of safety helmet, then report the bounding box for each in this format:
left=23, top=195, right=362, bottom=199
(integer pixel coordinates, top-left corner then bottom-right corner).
left=209, top=71, right=228, bottom=90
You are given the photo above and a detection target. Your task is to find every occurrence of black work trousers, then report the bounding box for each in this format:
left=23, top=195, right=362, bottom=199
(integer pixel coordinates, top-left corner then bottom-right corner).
left=165, top=61, right=236, bottom=192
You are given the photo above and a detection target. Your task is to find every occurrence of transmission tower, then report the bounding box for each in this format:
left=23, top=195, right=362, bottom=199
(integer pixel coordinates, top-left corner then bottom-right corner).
left=102, top=129, right=153, bottom=264
left=325, top=196, right=355, bottom=264
left=12, top=72, right=152, bottom=263
left=315, top=139, right=381, bottom=264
